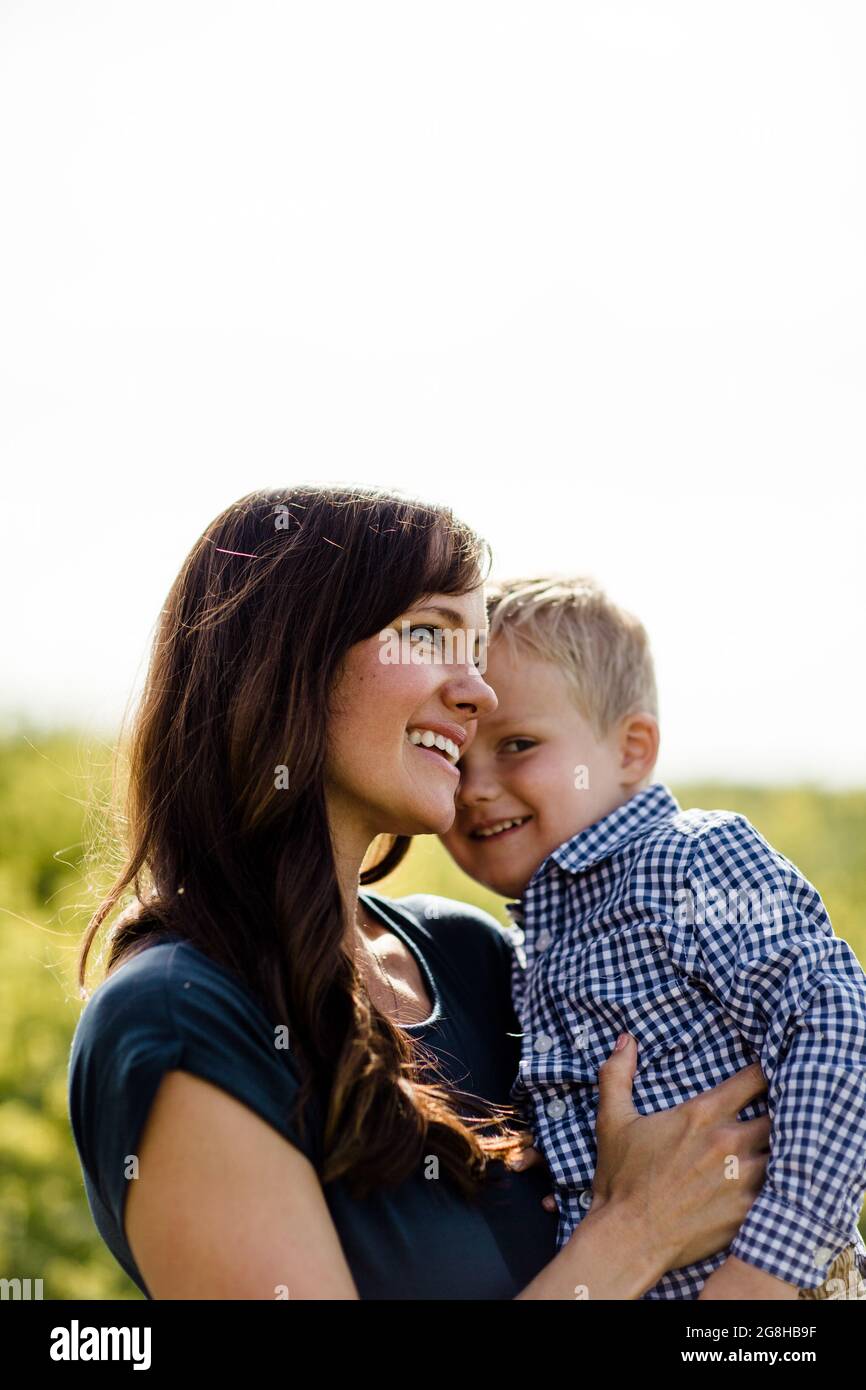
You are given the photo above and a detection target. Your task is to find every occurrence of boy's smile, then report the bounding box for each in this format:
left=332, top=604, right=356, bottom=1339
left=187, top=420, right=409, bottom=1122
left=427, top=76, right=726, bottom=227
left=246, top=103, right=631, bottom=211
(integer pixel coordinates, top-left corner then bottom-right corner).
left=440, top=640, right=640, bottom=899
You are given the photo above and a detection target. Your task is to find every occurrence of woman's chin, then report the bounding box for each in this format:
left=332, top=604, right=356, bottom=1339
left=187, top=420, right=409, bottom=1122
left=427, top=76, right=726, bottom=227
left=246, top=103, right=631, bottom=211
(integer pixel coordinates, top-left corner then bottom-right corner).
left=391, top=795, right=457, bottom=838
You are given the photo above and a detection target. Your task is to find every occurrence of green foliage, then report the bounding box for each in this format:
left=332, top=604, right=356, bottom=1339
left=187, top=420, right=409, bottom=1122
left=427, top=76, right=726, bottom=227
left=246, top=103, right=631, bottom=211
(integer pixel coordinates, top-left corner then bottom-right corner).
left=2, top=733, right=864, bottom=1298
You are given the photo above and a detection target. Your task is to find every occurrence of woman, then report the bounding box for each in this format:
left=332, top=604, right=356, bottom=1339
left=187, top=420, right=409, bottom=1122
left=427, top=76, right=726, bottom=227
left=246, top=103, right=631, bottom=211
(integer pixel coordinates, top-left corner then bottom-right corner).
left=68, top=485, right=770, bottom=1299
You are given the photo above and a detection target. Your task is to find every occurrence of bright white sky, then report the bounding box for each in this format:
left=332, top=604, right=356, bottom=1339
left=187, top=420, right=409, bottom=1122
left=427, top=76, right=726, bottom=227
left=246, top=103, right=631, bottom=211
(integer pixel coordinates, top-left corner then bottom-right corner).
left=2, top=2, right=864, bottom=784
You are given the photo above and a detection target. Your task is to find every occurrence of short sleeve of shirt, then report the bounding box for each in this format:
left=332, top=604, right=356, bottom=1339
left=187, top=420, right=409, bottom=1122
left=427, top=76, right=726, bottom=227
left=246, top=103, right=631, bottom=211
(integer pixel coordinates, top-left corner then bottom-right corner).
left=68, top=935, right=318, bottom=1245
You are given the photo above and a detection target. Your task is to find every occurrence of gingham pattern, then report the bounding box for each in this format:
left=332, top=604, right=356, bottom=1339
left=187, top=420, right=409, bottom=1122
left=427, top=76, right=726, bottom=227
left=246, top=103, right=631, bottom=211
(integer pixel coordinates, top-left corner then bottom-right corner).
left=505, top=782, right=866, bottom=1298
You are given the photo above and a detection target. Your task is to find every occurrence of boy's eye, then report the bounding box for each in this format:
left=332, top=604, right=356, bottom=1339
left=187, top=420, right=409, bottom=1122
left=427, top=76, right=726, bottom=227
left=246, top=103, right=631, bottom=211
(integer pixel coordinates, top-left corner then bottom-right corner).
left=408, top=624, right=439, bottom=645
left=500, top=738, right=536, bottom=754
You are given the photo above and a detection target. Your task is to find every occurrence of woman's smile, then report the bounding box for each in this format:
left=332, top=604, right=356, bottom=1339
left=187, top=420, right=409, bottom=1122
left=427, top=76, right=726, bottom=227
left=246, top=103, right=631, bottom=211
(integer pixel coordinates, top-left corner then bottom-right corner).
left=405, top=722, right=465, bottom=773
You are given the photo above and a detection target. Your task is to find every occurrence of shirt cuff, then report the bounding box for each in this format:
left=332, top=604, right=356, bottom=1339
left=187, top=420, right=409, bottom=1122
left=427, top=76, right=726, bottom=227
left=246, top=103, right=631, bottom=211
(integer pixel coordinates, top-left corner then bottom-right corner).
left=729, top=1185, right=854, bottom=1290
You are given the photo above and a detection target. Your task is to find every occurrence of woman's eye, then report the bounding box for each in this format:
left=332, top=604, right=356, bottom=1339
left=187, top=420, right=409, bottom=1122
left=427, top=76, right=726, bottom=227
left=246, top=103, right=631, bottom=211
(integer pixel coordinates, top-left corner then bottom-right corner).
left=501, top=738, right=535, bottom=754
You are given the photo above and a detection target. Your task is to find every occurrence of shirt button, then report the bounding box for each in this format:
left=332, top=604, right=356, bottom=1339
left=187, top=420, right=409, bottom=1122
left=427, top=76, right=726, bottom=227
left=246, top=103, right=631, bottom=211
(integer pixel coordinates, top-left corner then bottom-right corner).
left=536, top=929, right=552, bottom=951
left=533, top=1033, right=554, bottom=1053
left=814, top=1244, right=835, bottom=1268
left=546, top=1098, right=567, bottom=1119
left=578, top=1190, right=593, bottom=1211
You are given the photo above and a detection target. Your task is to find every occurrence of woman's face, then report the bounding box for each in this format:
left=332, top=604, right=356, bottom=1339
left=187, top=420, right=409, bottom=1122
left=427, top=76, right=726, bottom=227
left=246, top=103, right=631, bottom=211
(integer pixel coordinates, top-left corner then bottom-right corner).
left=325, top=586, right=497, bottom=840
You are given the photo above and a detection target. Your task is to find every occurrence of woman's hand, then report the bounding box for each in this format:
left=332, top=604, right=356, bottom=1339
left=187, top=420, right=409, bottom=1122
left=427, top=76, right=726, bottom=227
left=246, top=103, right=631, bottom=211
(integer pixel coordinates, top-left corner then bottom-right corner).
left=589, top=1034, right=770, bottom=1273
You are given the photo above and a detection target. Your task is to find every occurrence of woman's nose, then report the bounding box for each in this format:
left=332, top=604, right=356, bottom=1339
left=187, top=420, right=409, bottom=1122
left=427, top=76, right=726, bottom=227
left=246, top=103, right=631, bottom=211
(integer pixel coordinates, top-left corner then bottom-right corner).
left=446, top=666, right=498, bottom=721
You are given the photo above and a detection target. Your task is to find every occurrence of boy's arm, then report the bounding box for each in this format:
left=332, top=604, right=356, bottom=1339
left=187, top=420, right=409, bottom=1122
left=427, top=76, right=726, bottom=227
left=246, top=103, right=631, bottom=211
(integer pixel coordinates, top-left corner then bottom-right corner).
left=676, top=817, right=866, bottom=1295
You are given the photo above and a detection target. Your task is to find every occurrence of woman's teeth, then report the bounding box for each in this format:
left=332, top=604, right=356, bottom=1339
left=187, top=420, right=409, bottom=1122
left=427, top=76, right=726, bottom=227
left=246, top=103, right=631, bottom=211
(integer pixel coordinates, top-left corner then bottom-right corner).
left=406, top=728, right=461, bottom=764
left=472, top=816, right=530, bottom=838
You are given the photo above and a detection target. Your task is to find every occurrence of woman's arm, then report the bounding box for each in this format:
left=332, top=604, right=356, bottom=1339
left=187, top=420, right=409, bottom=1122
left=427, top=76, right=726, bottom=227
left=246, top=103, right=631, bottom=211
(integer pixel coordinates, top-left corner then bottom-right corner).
left=126, top=1037, right=769, bottom=1300
left=515, top=1196, right=662, bottom=1299
left=125, top=1071, right=359, bottom=1299
left=515, top=1036, right=771, bottom=1300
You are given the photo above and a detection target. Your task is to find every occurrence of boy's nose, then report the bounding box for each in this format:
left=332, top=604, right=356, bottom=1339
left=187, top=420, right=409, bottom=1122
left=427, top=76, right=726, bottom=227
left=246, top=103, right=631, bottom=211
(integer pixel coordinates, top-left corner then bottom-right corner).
left=455, top=758, right=500, bottom=809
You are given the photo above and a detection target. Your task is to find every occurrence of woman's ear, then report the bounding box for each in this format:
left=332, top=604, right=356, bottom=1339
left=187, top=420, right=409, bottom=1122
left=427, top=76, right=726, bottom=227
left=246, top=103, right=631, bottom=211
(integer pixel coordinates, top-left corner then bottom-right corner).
left=618, top=712, right=660, bottom=786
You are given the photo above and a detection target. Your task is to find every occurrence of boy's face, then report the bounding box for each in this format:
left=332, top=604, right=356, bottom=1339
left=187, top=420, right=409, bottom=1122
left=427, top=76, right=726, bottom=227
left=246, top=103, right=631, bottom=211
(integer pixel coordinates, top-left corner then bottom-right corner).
left=440, top=639, right=630, bottom=899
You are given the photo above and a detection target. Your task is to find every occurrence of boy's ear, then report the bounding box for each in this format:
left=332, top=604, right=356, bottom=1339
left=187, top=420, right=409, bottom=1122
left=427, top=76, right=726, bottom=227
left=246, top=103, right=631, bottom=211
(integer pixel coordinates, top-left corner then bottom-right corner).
left=618, top=712, right=660, bottom=785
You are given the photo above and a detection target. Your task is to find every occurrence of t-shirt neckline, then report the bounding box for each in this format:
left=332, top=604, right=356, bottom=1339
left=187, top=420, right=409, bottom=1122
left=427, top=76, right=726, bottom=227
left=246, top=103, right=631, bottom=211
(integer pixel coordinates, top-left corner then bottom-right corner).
left=358, top=890, right=442, bottom=1031
left=144, top=895, right=443, bottom=1031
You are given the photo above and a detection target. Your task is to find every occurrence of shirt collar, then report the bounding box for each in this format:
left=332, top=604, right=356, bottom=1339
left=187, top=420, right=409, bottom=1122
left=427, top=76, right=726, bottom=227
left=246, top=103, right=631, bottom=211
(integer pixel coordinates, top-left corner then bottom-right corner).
left=542, top=781, right=680, bottom=881
left=502, top=784, right=681, bottom=925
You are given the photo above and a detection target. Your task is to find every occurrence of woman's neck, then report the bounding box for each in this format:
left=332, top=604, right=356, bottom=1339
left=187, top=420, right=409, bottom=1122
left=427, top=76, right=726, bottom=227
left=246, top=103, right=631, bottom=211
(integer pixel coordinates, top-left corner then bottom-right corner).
left=326, top=804, right=382, bottom=956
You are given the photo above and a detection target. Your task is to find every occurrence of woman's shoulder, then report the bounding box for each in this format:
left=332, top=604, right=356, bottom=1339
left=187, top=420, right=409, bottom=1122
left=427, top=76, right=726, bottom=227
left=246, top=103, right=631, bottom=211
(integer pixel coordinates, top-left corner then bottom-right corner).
left=69, top=934, right=279, bottom=1063
left=68, top=933, right=318, bottom=1232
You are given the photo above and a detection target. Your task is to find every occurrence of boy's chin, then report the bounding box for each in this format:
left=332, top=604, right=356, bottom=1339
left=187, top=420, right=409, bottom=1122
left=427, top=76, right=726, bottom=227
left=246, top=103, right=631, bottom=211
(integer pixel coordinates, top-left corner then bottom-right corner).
left=437, top=837, right=528, bottom=895
left=493, top=876, right=532, bottom=899
left=447, top=853, right=530, bottom=900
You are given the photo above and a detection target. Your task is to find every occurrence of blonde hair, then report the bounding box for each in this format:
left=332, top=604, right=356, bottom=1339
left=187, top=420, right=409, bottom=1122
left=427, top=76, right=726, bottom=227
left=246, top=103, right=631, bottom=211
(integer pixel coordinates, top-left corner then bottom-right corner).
left=486, top=575, right=659, bottom=739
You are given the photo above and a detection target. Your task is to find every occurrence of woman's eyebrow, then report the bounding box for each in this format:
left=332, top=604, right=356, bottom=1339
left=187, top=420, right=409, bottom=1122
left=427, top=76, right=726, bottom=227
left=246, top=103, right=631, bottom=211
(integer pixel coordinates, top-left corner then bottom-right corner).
left=411, top=605, right=470, bottom=626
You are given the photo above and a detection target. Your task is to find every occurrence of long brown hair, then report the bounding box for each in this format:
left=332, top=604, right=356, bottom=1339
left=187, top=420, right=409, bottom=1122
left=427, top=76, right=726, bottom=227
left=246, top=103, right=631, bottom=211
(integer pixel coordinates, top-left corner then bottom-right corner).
left=78, top=486, right=525, bottom=1198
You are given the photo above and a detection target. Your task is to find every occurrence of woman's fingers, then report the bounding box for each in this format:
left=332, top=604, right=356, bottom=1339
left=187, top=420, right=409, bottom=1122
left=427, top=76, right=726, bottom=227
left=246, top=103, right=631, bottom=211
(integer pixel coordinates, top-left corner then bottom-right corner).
left=509, top=1142, right=544, bottom=1172
left=595, top=1032, right=639, bottom=1132
left=696, top=1061, right=767, bottom=1119
left=734, top=1113, right=771, bottom=1151
left=591, top=1048, right=775, bottom=1271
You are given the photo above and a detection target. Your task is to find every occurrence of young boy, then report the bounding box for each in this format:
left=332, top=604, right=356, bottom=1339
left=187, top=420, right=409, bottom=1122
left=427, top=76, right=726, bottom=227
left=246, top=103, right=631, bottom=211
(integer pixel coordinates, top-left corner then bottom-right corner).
left=440, top=576, right=866, bottom=1300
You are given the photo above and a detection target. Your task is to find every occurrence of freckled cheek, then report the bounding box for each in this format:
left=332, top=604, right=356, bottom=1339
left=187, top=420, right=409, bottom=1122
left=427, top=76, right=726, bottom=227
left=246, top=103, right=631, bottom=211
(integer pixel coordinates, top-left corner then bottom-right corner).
left=368, top=658, right=438, bottom=716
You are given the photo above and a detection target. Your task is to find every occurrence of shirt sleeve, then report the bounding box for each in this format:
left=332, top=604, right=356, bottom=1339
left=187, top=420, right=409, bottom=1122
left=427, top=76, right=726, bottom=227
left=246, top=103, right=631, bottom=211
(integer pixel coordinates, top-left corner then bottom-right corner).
left=68, top=938, right=319, bottom=1242
left=677, top=816, right=866, bottom=1290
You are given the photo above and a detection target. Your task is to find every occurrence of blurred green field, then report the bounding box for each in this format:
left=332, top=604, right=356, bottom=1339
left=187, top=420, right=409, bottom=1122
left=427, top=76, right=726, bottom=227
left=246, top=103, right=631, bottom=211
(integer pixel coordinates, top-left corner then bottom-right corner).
left=2, top=730, right=865, bottom=1299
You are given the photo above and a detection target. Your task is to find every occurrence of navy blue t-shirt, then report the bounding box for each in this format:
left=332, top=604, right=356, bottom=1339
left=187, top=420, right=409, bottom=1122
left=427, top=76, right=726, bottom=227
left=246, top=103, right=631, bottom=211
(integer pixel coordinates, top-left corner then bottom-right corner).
left=67, top=890, right=558, bottom=1299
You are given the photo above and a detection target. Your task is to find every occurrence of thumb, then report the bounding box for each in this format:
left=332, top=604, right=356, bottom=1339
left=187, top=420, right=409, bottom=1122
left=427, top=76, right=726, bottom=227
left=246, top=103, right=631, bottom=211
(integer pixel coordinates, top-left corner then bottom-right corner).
left=596, top=1032, right=638, bottom=1128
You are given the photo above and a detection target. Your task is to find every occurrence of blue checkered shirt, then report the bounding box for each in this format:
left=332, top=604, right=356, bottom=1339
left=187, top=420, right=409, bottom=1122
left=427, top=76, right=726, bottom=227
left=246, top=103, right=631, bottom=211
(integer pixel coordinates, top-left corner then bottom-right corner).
left=505, top=782, right=866, bottom=1298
